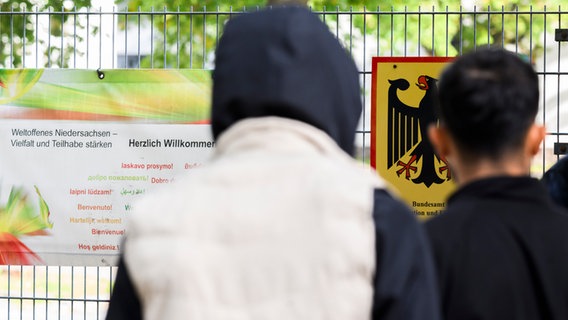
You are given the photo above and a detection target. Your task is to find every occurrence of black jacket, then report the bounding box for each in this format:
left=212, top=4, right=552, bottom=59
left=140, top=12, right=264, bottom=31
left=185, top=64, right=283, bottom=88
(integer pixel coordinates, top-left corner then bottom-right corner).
left=426, top=176, right=568, bottom=320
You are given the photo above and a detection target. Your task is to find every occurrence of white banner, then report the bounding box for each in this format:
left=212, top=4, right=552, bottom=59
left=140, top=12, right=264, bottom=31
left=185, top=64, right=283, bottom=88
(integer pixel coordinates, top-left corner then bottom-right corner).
left=0, top=69, right=212, bottom=266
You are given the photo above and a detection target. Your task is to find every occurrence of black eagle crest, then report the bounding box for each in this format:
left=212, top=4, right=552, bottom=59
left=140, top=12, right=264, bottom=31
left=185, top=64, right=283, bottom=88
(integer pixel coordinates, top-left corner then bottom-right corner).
left=387, top=75, right=451, bottom=187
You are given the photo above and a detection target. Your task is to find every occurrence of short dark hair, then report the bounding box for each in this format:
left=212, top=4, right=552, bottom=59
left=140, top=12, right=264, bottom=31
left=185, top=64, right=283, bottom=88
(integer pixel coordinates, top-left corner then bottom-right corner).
left=437, top=48, right=539, bottom=159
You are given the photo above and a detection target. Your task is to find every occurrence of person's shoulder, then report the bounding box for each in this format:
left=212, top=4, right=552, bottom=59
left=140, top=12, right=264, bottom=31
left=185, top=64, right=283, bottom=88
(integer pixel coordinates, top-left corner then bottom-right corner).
left=542, top=156, right=568, bottom=209
left=372, top=189, right=422, bottom=231
left=126, top=168, right=207, bottom=223
left=375, top=188, right=409, bottom=209
left=423, top=205, right=474, bottom=249
left=423, top=190, right=480, bottom=231
left=543, top=156, right=568, bottom=177
left=544, top=203, right=568, bottom=225
left=424, top=206, right=458, bottom=230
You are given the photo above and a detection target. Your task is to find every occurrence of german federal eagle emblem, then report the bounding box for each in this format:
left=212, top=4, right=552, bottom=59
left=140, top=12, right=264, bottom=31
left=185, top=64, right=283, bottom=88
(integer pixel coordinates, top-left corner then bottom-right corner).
left=371, top=57, right=455, bottom=219
left=387, top=75, right=451, bottom=187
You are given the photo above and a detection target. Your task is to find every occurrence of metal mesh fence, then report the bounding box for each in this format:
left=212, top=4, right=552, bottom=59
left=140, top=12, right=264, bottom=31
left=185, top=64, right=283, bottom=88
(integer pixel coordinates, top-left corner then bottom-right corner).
left=1, top=6, right=567, bottom=319
left=1, top=266, right=114, bottom=319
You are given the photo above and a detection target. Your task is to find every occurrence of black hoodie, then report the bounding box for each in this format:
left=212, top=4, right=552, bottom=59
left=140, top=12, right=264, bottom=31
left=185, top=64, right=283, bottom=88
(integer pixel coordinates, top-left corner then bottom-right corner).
left=211, top=6, right=361, bottom=155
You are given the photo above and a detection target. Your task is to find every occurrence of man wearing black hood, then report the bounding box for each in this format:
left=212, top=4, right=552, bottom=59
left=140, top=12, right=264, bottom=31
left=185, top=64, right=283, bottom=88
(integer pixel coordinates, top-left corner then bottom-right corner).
left=106, top=6, right=440, bottom=320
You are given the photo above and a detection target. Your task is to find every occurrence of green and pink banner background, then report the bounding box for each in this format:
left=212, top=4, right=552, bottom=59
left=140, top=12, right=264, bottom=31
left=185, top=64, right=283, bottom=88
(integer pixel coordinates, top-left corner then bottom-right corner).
left=0, top=69, right=214, bottom=266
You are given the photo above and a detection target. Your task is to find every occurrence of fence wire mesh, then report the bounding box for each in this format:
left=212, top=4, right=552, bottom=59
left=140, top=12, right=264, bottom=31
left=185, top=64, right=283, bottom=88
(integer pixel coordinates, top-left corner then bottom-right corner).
left=1, top=6, right=567, bottom=319
left=1, top=266, right=114, bottom=319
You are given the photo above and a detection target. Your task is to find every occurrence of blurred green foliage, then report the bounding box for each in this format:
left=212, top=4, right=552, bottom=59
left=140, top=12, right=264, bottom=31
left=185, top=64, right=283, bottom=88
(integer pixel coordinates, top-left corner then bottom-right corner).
left=116, top=0, right=567, bottom=68
left=0, top=0, right=566, bottom=68
left=0, top=0, right=91, bottom=67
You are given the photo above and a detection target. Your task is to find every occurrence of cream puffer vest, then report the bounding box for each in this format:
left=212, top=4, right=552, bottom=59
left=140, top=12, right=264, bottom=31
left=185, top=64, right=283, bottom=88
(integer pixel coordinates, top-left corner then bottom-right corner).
left=125, top=117, right=388, bottom=320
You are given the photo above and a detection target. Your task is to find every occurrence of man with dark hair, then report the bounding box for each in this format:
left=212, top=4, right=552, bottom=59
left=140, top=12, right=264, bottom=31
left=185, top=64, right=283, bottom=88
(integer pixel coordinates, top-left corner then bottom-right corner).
left=426, top=48, right=568, bottom=320
left=106, top=6, right=440, bottom=320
